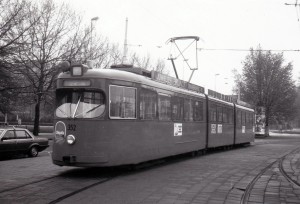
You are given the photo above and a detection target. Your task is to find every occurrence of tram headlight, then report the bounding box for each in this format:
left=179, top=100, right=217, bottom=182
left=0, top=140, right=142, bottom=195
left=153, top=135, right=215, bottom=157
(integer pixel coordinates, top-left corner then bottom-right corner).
left=66, top=135, right=76, bottom=145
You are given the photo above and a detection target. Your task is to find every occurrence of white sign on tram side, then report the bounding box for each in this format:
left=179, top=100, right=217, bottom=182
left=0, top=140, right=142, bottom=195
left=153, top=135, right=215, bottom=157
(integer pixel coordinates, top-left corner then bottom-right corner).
left=174, top=123, right=183, bottom=136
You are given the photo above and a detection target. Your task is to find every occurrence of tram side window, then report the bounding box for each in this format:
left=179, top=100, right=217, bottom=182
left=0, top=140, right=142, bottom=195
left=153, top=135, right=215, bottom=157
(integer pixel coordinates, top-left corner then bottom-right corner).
left=246, top=112, right=249, bottom=125
left=172, top=97, right=183, bottom=121
left=209, top=103, right=217, bottom=122
left=110, top=85, right=136, bottom=119
left=140, top=89, right=157, bottom=120
left=184, top=99, right=193, bottom=121
left=228, top=108, right=234, bottom=124
left=158, top=94, right=171, bottom=120
left=237, top=110, right=241, bottom=125
left=241, top=111, right=246, bottom=125
left=250, top=113, right=254, bottom=125
left=194, top=100, right=204, bottom=121
left=217, top=106, right=223, bottom=123
left=247, top=112, right=253, bottom=125
left=223, top=107, right=228, bottom=123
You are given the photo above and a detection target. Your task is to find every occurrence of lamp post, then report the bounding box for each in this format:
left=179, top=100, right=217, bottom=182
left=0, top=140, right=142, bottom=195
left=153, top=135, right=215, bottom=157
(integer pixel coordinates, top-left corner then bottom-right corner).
left=90, top=16, right=99, bottom=58
left=214, top=73, right=220, bottom=91
left=224, top=77, right=228, bottom=94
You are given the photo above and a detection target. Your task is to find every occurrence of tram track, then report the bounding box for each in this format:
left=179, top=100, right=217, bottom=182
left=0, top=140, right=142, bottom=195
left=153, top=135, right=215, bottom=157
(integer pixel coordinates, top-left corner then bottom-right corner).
left=0, top=152, right=203, bottom=203
left=0, top=174, right=116, bottom=204
left=0, top=167, right=121, bottom=204
left=240, top=146, right=300, bottom=204
left=279, top=149, right=300, bottom=187
left=240, top=159, right=278, bottom=204
left=0, top=175, right=60, bottom=194
left=48, top=176, right=114, bottom=204
left=0, top=160, right=169, bottom=204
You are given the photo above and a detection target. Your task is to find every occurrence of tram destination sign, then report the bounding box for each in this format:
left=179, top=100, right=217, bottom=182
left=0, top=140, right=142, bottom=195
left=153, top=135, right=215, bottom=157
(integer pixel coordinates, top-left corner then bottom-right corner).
left=151, top=71, right=204, bottom=94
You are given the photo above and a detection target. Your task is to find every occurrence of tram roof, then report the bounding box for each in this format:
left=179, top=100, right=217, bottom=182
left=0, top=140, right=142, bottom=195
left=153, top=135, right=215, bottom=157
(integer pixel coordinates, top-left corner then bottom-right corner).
left=235, top=104, right=255, bottom=112
left=58, top=68, right=206, bottom=98
left=57, top=65, right=254, bottom=110
left=207, top=95, right=234, bottom=107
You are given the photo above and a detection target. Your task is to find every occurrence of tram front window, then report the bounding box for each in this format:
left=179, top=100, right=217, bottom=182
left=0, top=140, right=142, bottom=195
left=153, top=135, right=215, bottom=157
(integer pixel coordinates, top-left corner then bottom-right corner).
left=56, top=90, right=105, bottom=118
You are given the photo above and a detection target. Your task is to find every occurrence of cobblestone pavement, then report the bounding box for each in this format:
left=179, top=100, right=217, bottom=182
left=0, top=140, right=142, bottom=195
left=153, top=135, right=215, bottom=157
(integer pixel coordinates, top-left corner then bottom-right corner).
left=1, top=133, right=300, bottom=204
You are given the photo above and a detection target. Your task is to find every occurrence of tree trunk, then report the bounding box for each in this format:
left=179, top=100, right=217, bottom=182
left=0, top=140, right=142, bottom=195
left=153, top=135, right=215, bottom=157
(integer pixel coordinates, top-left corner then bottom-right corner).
left=265, top=108, right=270, bottom=137
left=33, top=95, right=41, bottom=136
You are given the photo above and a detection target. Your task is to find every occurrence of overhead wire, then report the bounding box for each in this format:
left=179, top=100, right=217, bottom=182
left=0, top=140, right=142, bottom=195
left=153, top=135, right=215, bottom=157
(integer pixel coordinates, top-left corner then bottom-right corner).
left=197, top=48, right=300, bottom=52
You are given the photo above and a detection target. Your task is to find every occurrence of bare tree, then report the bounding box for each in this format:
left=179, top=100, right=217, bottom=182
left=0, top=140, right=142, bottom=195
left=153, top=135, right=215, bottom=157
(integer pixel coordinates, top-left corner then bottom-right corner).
left=62, top=22, right=119, bottom=69
left=128, top=53, right=167, bottom=73
left=0, top=0, right=34, bottom=57
left=107, top=44, right=123, bottom=66
left=10, top=0, right=81, bottom=135
left=0, top=0, right=37, bottom=114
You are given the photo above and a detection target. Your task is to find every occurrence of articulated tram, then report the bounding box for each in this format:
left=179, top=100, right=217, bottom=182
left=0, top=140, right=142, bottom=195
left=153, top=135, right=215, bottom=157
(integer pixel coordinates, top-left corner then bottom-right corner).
left=52, top=63, right=254, bottom=167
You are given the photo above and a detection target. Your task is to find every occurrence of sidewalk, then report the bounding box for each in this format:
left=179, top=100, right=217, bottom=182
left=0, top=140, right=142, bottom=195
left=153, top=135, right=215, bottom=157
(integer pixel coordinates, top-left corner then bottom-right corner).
left=256, top=129, right=300, bottom=138
left=271, top=128, right=300, bottom=135
left=242, top=147, right=300, bottom=204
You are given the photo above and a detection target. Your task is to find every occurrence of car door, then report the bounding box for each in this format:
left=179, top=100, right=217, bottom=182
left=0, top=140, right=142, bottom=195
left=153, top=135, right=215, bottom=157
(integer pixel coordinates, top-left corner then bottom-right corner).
left=0, top=130, right=17, bottom=153
left=15, top=130, right=33, bottom=152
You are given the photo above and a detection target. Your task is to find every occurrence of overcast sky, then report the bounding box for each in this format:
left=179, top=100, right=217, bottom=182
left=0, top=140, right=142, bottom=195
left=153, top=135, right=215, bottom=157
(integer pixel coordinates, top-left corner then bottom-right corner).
left=63, top=0, right=300, bottom=94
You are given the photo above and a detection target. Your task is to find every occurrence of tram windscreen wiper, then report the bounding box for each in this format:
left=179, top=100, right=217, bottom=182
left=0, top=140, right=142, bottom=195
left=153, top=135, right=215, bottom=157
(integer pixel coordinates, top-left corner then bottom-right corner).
left=57, top=107, right=70, bottom=118
left=74, top=104, right=103, bottom=118
left=72, top=96, right=82, bottom=118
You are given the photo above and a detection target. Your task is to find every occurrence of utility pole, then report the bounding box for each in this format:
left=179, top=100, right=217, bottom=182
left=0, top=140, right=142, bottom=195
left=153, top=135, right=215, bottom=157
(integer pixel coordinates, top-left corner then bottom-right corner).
left=90, top=16, right=99, bottom=58
left=122, top=17, right=128, bottom=64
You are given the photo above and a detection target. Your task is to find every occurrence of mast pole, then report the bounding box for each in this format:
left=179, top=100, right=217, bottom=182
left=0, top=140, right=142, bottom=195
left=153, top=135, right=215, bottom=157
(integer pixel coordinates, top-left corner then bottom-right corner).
left=122, top=17, right=128, bottom=64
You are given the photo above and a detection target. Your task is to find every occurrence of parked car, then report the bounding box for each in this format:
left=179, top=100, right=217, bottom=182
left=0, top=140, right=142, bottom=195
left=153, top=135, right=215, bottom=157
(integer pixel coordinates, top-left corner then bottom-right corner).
left=0, top=126, right=49, bottom=157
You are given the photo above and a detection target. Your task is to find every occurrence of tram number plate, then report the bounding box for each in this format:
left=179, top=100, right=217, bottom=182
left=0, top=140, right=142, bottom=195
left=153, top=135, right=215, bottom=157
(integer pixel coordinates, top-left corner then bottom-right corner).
left=67, top=124, right=76, bottom=131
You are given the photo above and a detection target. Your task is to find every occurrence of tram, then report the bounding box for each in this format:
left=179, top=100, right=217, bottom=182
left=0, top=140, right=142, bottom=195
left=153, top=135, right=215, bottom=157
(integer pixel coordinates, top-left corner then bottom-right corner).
left=52, top=62, right=254, bottom=167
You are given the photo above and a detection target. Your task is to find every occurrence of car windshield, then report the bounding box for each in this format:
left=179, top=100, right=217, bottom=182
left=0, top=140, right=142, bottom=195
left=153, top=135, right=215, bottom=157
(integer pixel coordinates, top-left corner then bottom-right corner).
left=56, top=89, right=105, bottom=118
left=0, top=129, right=3, bottom=136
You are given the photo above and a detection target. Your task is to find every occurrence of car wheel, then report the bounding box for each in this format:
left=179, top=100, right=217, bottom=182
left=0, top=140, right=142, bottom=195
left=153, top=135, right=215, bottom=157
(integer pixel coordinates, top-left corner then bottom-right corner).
left=28, top=146, right=39, bottom=157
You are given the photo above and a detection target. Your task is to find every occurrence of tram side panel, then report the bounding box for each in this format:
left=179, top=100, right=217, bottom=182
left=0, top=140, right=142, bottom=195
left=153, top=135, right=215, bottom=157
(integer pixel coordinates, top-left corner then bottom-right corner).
left=105, top=120, right=207, bottom=166
left=97, top=86, right=208, bottom=166
left=207, top=98, right=235, bottom=148
left=166, top=95, right=207, bottom=156
left=234, top=105, right=255, bottom=145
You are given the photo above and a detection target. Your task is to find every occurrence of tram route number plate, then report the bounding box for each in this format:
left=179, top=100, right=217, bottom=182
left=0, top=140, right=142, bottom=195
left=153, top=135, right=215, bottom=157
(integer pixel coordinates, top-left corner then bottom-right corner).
left=67, top=124, right=76, bottom=131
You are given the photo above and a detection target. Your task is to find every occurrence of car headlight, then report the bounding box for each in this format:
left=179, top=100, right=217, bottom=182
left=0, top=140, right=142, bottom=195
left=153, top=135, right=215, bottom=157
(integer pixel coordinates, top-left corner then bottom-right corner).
left=66, top=135, right=76, bottom=145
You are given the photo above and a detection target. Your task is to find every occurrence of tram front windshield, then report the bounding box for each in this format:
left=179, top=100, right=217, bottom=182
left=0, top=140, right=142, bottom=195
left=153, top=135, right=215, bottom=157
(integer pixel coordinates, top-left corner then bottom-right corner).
left=56, top=89, right=105, bottom=118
